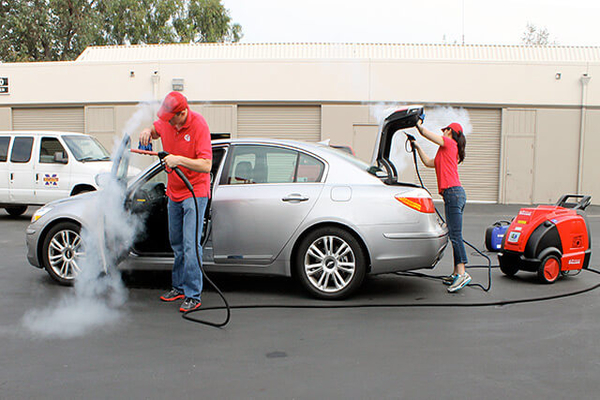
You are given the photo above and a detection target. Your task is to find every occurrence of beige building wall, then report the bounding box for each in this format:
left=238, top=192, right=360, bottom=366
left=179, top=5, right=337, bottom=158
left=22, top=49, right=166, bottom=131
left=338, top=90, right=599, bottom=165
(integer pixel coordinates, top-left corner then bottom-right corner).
left=0, top=108, right=11, bottom=130
left=582, top=109, right=600, bottom=200
left=1, top=45, right=599, bottom=204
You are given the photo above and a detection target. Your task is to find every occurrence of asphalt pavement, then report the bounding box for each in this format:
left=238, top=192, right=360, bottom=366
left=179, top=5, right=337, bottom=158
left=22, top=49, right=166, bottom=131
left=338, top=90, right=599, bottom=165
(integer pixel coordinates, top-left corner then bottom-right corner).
left=1, top=204, right=599, bottom=399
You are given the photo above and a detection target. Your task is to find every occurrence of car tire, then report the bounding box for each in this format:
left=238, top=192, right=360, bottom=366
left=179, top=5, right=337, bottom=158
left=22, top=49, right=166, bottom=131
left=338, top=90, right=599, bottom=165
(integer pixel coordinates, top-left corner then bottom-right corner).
left=537, top=254, right=561, bottom=284
left=41, top=221, right=84, bottom=285
left=5, top=206, right=28, bottom=216
left=498, top=255, right=519, bottom=277
left=295, top=227, right=366, bottom=300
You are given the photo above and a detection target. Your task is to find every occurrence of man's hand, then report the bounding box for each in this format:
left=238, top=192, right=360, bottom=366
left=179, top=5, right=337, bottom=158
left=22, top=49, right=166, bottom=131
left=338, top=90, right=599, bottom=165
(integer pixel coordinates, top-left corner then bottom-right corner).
left=139, top=128, right=153, bottom=146
left=163, top=154, right=182, bottom=169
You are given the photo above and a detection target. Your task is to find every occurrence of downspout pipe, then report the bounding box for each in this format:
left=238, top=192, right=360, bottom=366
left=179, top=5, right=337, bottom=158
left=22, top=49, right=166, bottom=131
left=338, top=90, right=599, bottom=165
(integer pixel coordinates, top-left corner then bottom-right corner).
left=578, top=73, right=591, bottom=194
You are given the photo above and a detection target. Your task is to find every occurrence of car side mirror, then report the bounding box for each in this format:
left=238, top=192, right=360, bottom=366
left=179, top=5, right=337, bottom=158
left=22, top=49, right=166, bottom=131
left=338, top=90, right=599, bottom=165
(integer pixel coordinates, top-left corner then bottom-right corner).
left=53, top=151, right=68, bottom=164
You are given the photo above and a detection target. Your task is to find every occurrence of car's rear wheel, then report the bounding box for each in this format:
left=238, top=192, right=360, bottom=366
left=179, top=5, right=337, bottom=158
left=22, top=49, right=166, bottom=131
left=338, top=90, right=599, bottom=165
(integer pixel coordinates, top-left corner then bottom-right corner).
left=295, top=227, right=366, bottom=299
left=5, top=206, right=28, bottom=216
left=41, top=221, right=84, bottom=285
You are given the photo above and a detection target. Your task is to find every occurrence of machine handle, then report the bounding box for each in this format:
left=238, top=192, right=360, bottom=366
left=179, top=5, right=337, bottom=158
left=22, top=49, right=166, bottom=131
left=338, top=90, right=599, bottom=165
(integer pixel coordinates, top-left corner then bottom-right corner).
left=555, top=194, right=592, bottom=210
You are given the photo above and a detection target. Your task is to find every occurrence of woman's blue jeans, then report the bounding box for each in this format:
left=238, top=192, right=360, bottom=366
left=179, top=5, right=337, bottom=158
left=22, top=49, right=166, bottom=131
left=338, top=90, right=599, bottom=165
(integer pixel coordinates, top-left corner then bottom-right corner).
left=442, top=186, right=468, bottom=266
left=167, top=196, right=208, bottom=301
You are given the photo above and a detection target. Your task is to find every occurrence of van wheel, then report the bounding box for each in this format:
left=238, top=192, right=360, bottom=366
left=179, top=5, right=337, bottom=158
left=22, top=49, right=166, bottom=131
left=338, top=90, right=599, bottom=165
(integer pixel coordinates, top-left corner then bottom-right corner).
left=5, top=206, right=28, bottom=216
left=41, top=221, right=84, bottom=285
left=295, top=227, right=366, bottom=300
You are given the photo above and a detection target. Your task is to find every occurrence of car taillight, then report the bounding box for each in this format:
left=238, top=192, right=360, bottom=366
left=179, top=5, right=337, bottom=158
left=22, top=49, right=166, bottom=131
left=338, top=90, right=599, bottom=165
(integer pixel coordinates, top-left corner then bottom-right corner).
left=395, top=196, right=435, bottom=213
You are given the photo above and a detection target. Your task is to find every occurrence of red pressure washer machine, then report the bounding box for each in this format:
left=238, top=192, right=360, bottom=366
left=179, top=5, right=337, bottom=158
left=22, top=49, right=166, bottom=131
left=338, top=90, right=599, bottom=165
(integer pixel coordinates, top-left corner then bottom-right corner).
left=493, top=195, right=592, bottom=283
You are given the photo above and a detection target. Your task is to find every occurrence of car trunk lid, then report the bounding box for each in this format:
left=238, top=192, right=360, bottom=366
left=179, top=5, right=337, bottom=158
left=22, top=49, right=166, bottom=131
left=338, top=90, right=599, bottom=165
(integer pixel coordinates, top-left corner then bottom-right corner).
left=371, top=105, right=423, bottom=185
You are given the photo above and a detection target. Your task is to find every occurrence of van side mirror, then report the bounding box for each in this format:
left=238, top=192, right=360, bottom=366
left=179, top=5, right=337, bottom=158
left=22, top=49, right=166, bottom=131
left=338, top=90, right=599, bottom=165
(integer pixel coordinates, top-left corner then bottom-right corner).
left=53, top=152, right=68, bottom=164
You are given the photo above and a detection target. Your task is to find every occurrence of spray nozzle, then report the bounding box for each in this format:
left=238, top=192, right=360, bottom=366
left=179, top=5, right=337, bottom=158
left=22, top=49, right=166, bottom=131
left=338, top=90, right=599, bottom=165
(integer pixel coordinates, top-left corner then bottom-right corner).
left=404, top=131, right=417, bottom=153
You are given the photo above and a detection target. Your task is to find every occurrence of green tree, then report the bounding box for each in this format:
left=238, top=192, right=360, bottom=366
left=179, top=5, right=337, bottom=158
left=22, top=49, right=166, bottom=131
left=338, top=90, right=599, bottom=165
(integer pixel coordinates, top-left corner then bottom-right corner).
left=0, top=0, right=242, bottom=62
left=522, top=23, right=556, bottom=46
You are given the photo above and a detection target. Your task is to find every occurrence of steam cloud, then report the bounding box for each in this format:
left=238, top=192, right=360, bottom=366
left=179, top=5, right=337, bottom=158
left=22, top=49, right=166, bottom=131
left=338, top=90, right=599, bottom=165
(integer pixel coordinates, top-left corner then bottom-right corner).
left=22, top=103, right=156, bottom=339
left=370, top=103, right=472, bottom=181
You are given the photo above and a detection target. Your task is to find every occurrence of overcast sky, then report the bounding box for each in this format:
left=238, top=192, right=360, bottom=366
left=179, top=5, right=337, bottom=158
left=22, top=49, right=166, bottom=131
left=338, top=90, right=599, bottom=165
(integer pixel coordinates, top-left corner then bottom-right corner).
left=221, top=0, right=600, bottom=46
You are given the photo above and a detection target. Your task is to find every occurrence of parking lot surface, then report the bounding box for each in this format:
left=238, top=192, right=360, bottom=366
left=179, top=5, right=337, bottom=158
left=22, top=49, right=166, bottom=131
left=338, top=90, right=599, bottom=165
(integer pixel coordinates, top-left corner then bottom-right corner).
left=1, top=204, right=599, bottom=399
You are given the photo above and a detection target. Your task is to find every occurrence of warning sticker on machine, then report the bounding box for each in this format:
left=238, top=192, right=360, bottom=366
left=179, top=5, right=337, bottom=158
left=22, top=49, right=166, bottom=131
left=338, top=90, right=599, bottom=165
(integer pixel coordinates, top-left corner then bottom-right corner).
left=507, top=231, right=521, bottom=243
left=43, top=174, right=59, bottom=186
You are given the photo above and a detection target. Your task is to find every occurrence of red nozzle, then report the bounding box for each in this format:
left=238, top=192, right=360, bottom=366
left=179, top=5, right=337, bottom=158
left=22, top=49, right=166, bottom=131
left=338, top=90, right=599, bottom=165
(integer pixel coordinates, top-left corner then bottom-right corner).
left=130, top=148, right=158, bottom=156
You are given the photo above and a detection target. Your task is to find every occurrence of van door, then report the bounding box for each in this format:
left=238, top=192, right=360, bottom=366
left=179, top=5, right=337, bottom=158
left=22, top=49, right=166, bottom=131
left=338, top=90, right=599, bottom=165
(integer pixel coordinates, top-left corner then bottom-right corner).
left=0, top=136, right=11, bottom=203
left=8, top=136, right=36, bottom=204
left=35, top=136, right=72, bottom=203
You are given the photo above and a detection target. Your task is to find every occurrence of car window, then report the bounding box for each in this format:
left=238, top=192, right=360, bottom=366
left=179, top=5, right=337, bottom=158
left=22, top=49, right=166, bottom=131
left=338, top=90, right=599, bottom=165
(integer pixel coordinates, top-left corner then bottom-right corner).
left=0, top=136, right=10, bottom=162
left=296, top=153, right=324, bottom=183
left=224, top=145, right=298, bottom=185
left=10, top=136, right=34, bottom=163
left=39, top=137, right=67, bottom=163
left=222, top=145, right=324, bottom=185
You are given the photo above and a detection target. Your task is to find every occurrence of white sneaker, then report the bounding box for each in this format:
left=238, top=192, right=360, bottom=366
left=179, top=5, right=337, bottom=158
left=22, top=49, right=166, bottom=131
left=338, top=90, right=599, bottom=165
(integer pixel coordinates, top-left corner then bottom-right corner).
left=448, top=273, right=472, bottom=293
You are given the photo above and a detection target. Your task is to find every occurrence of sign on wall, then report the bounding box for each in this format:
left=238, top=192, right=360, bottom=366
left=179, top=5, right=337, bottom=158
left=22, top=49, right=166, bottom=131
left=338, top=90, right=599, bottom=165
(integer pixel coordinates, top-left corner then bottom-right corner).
left=0, top=77, right=8, bottom=94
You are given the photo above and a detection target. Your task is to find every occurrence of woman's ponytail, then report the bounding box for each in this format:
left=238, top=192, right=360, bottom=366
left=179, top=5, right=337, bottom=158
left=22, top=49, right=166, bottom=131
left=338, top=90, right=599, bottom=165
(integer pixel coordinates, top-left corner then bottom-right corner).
left=451, top=129, right=466, bottom=164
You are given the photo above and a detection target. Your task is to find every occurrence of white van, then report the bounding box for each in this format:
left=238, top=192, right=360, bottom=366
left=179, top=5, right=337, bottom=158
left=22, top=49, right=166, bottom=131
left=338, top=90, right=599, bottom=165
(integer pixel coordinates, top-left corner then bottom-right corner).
left=0, top=131, right=113, bottom=216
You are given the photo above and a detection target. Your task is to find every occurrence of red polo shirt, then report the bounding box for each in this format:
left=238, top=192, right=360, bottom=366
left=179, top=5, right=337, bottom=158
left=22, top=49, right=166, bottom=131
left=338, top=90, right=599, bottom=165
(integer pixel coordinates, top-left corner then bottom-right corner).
left=434, top=136, right=462, bottom=194
left=153, top=109, right=212, bottom=201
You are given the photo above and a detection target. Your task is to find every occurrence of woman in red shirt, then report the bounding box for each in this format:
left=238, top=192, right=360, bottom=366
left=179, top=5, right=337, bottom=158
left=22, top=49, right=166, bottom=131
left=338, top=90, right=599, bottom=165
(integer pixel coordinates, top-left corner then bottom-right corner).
left=413, top=120, right=470, bottom=293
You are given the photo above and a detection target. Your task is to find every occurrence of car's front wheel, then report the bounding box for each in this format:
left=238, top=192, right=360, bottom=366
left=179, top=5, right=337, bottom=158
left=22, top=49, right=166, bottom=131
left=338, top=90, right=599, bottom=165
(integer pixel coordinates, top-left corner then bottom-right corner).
left=41, top=221, right=84, bottom=285
left=295, top=227, right=367, bottom=299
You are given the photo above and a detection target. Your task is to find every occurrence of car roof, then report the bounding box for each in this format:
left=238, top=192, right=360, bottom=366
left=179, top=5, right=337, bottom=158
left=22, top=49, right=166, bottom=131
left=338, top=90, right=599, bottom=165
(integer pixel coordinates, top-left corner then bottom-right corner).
left=212, top=138, right=340, bottom=158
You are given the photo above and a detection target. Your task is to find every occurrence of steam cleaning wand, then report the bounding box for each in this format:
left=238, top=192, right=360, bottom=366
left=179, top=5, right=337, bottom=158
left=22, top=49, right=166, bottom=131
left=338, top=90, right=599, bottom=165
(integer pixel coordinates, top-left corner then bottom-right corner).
left=131, top=147, right=231, bottom=327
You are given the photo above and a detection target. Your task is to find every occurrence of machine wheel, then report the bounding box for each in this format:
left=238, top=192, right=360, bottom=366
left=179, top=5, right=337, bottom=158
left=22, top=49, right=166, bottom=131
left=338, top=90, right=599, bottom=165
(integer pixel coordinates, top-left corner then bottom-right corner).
left=295, top=227, right=366, bottom=300
left=41, top=221, right=85, bottom=285
left=498, top=255, right=519, bottom=277
left=537, top=254, right=561, bottom=284
left=5, top=206, right=28, bottom=216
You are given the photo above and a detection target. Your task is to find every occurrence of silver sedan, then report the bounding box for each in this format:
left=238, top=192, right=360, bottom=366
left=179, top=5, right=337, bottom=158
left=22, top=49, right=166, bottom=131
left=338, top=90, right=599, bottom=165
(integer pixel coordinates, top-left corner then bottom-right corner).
left=26, top=109, right=448, bottom=299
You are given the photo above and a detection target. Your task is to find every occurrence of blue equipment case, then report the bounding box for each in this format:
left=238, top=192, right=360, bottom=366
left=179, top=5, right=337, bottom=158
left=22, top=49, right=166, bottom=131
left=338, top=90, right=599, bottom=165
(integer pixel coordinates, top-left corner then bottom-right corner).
left=485, top=221, right=511, bottom=252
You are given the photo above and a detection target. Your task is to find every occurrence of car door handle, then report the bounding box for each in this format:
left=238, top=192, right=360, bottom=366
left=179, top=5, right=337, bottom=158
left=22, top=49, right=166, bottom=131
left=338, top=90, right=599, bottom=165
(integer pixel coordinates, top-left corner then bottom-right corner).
left=282, top=194, right=309, bottom=202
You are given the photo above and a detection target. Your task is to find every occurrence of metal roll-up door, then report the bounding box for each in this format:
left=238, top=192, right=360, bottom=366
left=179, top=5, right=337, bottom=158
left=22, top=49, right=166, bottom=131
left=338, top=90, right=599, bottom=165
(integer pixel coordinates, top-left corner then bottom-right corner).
left=237, top=106, right=321, bottom=142
left=12, top=108, right=85, bottom=132
left=416, top=108, right=501, bottom=203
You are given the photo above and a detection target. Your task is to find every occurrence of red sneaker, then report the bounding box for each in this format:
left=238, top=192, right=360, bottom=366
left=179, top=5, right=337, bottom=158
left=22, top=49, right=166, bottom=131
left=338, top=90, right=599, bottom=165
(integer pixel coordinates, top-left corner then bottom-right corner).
left=160, top=289, right=185, bottom=302
left=179, top=298, right=201, bottom=312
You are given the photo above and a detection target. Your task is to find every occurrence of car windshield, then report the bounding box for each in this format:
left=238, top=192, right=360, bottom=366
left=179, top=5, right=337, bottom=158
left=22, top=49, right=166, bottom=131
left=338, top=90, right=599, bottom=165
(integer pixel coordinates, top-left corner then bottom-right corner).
left=317, top=144, right=385, bottom=177
left=63, top=135, right=111, bottom=162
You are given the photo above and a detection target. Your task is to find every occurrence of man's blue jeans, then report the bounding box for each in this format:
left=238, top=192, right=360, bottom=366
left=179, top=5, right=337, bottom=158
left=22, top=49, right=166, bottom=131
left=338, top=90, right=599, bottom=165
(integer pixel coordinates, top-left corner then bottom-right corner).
left=442, top=186, right=469, bottom=266
left=167, top=196, right=208, bottom=301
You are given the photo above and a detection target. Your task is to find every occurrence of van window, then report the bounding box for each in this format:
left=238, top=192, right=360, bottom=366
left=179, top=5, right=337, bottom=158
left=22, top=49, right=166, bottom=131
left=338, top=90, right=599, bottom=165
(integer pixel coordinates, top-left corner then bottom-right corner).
left=10, top=137, right=34, bottom=163
left=40, top=137, right=67, bottom=163
left=63, top=135, right=110, bottom=161
left=0, top=136, right=10, bottom=162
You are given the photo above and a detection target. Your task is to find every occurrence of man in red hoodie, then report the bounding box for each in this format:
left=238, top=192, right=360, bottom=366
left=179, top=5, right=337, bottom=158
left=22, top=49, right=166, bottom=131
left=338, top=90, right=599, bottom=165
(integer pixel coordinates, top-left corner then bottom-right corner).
left=139, top=92, right=212, bottom=312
